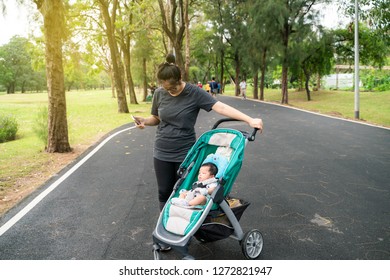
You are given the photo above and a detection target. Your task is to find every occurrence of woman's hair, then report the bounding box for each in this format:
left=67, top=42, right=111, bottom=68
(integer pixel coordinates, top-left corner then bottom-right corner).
left=157, top=53, right=181, bottom=84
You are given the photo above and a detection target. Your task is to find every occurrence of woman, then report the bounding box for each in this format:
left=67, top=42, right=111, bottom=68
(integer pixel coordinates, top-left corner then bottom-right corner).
left=133, top=54, right=263, bottom=210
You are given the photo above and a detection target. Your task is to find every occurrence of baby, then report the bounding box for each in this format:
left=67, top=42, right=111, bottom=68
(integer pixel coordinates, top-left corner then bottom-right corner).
left=171, top=162, right=218, bottom=207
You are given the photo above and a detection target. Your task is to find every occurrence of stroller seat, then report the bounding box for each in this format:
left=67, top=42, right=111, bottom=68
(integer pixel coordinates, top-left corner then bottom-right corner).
left=163, top=152, right=230, bottom=236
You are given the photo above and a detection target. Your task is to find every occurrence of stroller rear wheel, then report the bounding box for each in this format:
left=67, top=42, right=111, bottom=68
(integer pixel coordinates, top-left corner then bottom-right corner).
left=241, top=229, right=263, bottom=259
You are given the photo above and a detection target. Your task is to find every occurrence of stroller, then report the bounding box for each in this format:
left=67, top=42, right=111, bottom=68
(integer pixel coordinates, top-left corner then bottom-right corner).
left=152, top=119, right=264, bottom=260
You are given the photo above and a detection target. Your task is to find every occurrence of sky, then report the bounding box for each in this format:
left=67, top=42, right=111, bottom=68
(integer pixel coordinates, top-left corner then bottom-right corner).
left=0, top=0, right=41, bottom=45
left=0, top=1, right=350, bottom=46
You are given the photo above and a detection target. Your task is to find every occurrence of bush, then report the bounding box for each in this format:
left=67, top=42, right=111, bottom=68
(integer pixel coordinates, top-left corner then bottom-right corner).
left=0, top=115, right=18, bottom=143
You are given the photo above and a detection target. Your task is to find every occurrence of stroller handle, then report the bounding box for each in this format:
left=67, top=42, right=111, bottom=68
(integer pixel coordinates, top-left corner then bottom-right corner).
left=212, top=118, right=259, bottom=142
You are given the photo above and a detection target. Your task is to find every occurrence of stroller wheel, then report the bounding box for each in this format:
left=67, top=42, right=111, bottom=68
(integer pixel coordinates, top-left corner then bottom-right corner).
left=241, top=229, right=263, bottom=259
left=152, top=244, right=162, bottom=260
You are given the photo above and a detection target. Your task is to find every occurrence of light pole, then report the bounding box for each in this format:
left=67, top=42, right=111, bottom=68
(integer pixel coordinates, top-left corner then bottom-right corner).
left=354, top=0, right=360, bottom=119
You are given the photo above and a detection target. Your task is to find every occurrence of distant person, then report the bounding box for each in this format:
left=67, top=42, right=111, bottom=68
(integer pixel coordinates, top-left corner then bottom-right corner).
left=204, top=82, right=210, bottom=94
left=197, top=81, right=203, bottom=88
left=209, top=77, right=218, bottom=97
left=239, top=79, right=247, bottom=99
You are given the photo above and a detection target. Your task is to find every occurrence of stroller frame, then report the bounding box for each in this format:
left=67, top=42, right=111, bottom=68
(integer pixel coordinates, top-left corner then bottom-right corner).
left=152, top=119, right=264, bottom=260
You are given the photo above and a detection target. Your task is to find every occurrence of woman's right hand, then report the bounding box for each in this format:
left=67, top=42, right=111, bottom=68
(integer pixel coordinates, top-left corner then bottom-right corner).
left=132, top=116, right=145, bottom=129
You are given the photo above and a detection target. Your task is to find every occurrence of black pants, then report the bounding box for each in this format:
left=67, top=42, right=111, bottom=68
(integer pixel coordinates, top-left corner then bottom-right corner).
left=154, top=157, right=182, bottom=210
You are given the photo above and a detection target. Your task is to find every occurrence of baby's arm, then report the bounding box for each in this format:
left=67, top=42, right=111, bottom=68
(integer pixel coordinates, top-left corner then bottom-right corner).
left=207, top=185, right=216, bottom=195
left=179, top=190, right=188, bottom=199
left=188, top=195, right=207, bottom=206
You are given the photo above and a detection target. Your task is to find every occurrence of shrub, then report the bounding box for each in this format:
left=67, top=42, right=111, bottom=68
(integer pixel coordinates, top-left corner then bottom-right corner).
left=33, top=106, right=48, bottom=147
left=0, top=115, right=18, bottom=143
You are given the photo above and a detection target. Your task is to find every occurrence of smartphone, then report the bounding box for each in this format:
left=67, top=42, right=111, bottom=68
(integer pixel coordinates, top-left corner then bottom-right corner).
left=131, top=115, right=141, bottom=125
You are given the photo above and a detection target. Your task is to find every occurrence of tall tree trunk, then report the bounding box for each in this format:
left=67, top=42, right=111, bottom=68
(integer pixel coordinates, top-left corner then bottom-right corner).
left=99, top=0, right=129, bottom=113
left=158, top=0, right=186, bottom=78
left=142, top=58, right=148, bottom=101
left=260, top=48, right=267, bottom=101
left=122, top=40, right=138, bottom=105
left=281, top=21, right=289, bottom=104
left=234, top=51, right=240, bottom=96
left=184, top=0, right=190, bottom=81
left=253, top=70, right=259, bottom=99
left=303, top=67, right=311, bottom=101
left=220, top=50, right=225, bottom=93
left=316, top=73, right=321, bottom=90
left=35, top=0, right=71, bottom=153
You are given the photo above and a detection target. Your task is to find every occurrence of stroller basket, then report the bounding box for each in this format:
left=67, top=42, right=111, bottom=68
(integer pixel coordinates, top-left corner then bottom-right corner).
left=195, top=198, right=250, bottom=243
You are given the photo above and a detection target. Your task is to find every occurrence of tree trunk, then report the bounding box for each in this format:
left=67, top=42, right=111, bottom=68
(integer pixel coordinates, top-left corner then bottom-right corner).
left=142, top=57, right=148, bottom=101
left=158, top=0, right=186, bottom=79
left=253, top=70, right=259, bottom=99
left=304, top=68, right=311, bottom=101
left=260, top=49, right=267, bottom=101
left=316, top=73, right=321, bottom=91
left=99, top=0, right=129, bottom=113
left=281, top=21, right=289, bottom=104
left=184, top=0, right=190, bottom=81
left=36, top=0, right=71, bottom=153
left=281, top=63, right=289, bottom=104
left=122, top=39, right=138, bottom=105
left=234, top=51, right=240, bottom=96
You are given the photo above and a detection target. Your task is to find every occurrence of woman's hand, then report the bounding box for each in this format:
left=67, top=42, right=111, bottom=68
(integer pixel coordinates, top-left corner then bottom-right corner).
left=132, top=115, right=160, bottom=129
left=249, top=118, right=263, bottom=132
left=132, top=116, right=145, bottom=129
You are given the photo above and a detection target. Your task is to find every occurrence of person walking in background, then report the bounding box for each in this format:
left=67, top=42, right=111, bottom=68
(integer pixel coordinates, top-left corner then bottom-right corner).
left=209, top=77, right=218, bottom=97
left=239, top=79, right=247, bottom=99
left=204, top=82, right=210, bottom=94
left=132, top=54, right=263, bottom=211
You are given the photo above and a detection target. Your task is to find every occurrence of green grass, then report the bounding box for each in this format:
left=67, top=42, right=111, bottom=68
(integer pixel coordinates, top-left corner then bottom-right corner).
left=223, top=85, right=390, bottom=127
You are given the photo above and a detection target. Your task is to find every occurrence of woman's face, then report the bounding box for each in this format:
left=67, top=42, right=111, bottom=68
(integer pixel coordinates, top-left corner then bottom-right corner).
left=160, top=80, right=182, bottom=96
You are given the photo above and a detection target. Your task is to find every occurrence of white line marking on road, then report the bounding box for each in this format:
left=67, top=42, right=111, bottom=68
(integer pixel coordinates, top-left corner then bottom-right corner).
left=0, top=126, right=136, bottom=237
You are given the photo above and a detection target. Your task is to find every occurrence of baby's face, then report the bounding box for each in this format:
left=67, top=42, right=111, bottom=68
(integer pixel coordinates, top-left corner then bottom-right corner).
left=198, top=166, right=213, bottom=181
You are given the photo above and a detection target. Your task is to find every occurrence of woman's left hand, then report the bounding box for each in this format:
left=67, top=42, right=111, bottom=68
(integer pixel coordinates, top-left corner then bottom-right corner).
left=250, top=118, right=263, bottom=132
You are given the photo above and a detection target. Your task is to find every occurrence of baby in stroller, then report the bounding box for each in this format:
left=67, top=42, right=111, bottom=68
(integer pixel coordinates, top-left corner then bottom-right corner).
left=171, top=162, right=218, bottom=207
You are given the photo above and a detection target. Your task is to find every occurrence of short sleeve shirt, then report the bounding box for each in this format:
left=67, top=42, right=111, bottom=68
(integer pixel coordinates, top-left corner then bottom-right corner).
left=151, top=83, right=217, bottom=162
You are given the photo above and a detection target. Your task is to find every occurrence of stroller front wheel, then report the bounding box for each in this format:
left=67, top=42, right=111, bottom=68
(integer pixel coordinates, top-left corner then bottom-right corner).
left=241, top=229, right=263, bottom=259
left=152, top=244, right=162, bottom=260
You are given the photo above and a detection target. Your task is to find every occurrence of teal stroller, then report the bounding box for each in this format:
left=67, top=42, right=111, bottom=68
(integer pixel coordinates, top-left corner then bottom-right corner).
left=152, top=119, right=264, bottom=260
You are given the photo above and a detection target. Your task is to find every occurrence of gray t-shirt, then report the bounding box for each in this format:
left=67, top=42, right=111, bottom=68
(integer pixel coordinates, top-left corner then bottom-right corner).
left=151, top=83, right=217, bottom=162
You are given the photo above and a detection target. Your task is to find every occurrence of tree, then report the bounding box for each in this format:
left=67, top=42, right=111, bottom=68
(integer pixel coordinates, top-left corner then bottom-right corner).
left=33, top=0, right=71, bottom=153
left=0, top=36, right=34, bottom=93
left=247, top=0, right=281, bottom=100
left=298, top=30, right=333, bottom=100
left=205, top=0, right=249, bottom=96
left=158, top=0, right=186, bottom=78
left=98, top=0, right=129, bottom=113
left=270, top=0, right=331, bottom=104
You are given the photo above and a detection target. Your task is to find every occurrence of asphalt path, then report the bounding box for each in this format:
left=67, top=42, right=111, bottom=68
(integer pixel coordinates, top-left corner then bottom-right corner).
left=0, top=95, right=389, bottom=260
